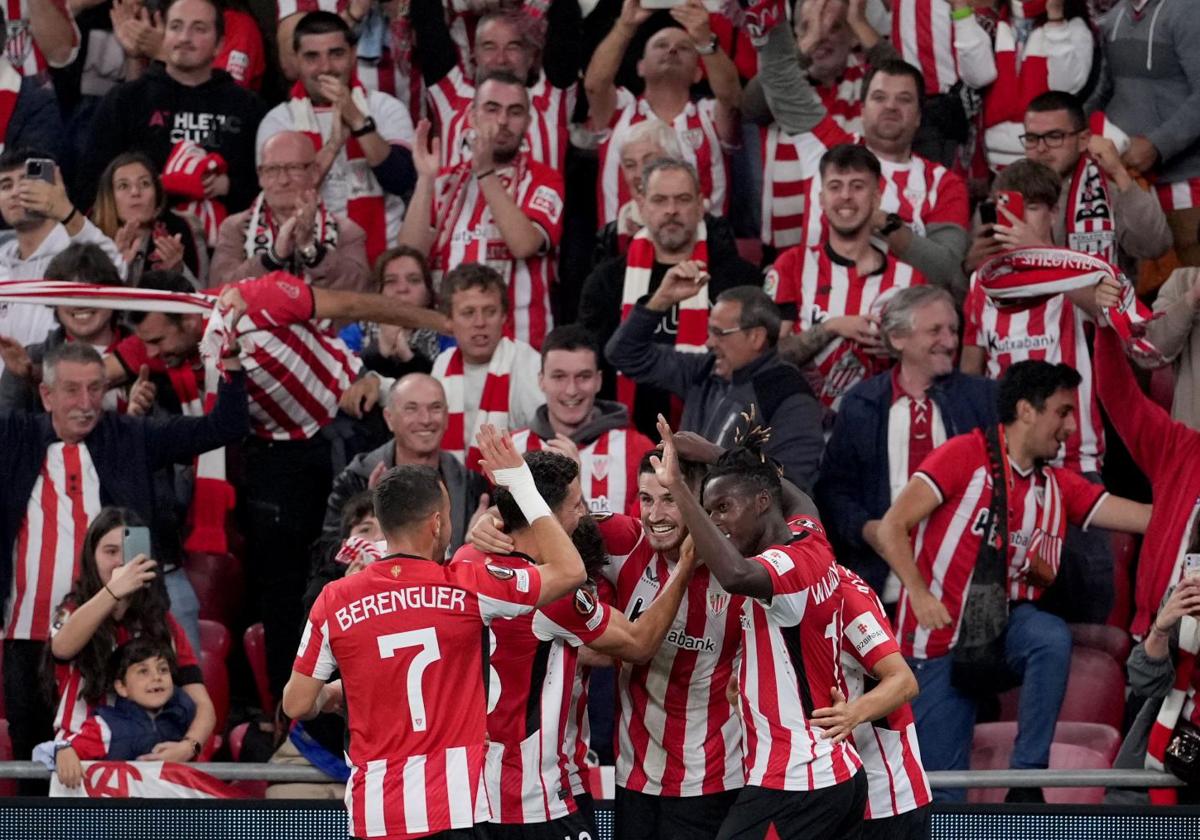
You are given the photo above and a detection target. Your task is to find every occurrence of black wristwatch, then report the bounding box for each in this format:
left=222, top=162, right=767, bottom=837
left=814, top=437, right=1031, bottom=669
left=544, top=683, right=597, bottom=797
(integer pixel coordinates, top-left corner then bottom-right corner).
left=878, top=212, right=905, bottom=236
left=351, top=117, right=377, bottom=138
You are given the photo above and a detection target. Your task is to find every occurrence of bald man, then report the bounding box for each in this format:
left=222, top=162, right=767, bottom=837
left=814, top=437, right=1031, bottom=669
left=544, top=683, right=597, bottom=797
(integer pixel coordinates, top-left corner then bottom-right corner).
left=319, top=373, right=489, bottom=557
left=209, top=130, right=370, bottom=291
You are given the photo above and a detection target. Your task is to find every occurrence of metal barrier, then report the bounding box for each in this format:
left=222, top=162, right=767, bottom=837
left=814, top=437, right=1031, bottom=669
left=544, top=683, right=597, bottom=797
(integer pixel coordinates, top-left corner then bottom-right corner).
left=0, top=761, right=1186, bottom=788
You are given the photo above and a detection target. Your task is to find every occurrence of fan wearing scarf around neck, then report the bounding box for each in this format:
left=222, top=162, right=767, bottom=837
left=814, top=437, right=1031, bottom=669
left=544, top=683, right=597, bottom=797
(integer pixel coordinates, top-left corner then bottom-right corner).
left=210, top=131, right=371, bottom=293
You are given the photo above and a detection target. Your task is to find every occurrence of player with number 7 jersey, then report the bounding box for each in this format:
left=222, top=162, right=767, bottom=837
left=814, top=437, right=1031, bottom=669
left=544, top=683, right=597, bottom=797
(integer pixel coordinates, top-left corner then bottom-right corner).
left=283, top=429, right=586, bottom=840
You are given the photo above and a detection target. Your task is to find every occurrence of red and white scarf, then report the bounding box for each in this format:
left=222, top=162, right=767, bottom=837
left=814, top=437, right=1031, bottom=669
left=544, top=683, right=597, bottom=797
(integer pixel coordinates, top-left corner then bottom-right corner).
left=617, top=222, right=709, bottom=411
left=287, top=78, right=387, bottom=260
left=162, top=140, right=228, bottom=247
left=1145, top=613, right=1200, bottom=804
left=242, top=191, right=339, bottom=261
left=1063, top=153, right=1116, bottom=264
left=433, top=337, right=519, bottom=472
left=976, top=247, right=1164, bottom=364
left=982, top=21, right=1050, bottom=129
left=0, top=59, right=20, bottom=154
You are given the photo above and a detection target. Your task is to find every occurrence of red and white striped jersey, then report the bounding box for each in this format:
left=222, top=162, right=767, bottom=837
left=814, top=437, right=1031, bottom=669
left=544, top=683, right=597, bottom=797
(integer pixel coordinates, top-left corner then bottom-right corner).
left=1157, top=178, right=1200, bottom=213
left=597, top=88, right=729, bottom=225
left=431, top=158, right=562, bottom=349
left=293, top=554, right=543, bottom=839
left=837, top=566, right=930, bottom=819
left=896, top=429, right=1108, bottom=660
left=52, top=606, right=200, bottom=737
left=738, top=515, right=862, bottom=791
left=5, top=0, right=79, bottom=77
left=962, top=279, right=1102, bottom=473
left=6, top=443, right=101, bottom=641
left=450, top=546, right=610, bottom=825
left=510, top=427, right=655, bottom=516
left=892, top=0, right=958, bottom=95
left=596, top=514, right=745, bottom=797
left=766, top=243, right=926, bottom=411
left=427, top=66, right=575, bottom=170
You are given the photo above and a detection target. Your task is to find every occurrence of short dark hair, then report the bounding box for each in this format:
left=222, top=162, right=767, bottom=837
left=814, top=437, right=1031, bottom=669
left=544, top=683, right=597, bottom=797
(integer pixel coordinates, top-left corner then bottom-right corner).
left=46, top=243, right=123, bottom=287
left=340, top=491, right=377, bottom=539
left=0, top=147, right=56, bottom=174
left=165, top=0, right=225, bottom=41
left=819, top=143, right=882, bottom=181
left=126, top=270, right=195, bottom=326
left=474, top=69, right=529, bottom=104
left=374, top=466, right=446, bottom=536
left=43, top=342, right=104, bottom=386
left=642, top=157, right=701, bottom=195
left=108, top=637, right=177, bottom=690
left=862, top=59, right=926, bottom=109
left=571, top=515, right=608, bottom=582
left=293, top=10, right=351, bottom=52
left=494, top=450, right=579, bottom=532
left=1026, top=91, right=1087, bottom=133
left=993, top=158, right=1061, bottom=208
left=702, top=438, right=784, bottom=511
left=540, top=324, right=600, bottom=368
left=637, top=449, right=708, bottom=491
left=374, top=245, right=435, bottom=305
left=439, top=263, right=509, bottom=316
left=715, top=286, right=782, bottom=349
left=997, top=360, right=1082, bottom=424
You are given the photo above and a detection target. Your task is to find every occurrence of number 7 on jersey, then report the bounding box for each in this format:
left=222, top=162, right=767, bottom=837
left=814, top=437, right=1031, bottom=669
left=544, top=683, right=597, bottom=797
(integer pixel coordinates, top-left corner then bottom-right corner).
left=378, top=629, right=442, bottom=732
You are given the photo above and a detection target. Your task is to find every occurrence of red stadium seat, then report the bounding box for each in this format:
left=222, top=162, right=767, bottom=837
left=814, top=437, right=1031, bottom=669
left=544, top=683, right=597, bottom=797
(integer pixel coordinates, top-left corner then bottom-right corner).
left=1107, top=531, right=1139, bottom=630
left=735, top=238, right=764, bottom=268
left=244, top=623, right=276, bottom=714
left=1051, top=721, right=1122, bottom=765
left=969, top=722, right=1111, bottom=804
left=1070, top=623, right=1132, bottom=664
left=185, top=551, right=245, bottom=628
left=228, top=721, right=250, bottom=762
left=198, top=619, right=231, bottom=735
left=998, top=646, right=1125, bottom=731
left=0, top=720, right=15, bottom=796
left=1149, top=365, right=1175, bottom=412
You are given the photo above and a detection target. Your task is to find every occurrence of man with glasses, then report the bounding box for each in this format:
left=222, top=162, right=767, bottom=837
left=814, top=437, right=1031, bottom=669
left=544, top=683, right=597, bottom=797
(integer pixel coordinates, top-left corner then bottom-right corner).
left=607, top=277, right=824, bottom=491
left=210, top=131, right=370, bottom=290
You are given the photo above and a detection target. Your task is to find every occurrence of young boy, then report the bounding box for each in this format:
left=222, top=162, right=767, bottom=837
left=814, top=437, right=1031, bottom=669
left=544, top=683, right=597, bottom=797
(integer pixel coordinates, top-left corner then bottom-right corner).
left=55, top=638, right=198, bottom=788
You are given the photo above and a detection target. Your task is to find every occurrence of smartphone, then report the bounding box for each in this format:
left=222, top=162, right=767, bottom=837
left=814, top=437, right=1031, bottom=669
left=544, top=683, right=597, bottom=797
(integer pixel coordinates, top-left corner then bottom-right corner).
left=1186, top=554, right=1200, bottom=579
left=996, top=190, right=1025, bottom=223
left=979, top=200, right=997, bottom=227
left=24, top=158, right=56, bottom=184
left=123, top=526, right=152, bottom=565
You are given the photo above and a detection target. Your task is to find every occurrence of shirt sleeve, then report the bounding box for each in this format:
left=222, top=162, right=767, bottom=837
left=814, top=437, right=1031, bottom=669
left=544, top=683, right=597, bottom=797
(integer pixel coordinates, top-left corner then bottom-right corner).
left=467, top=562, right=543, bottom=621
left=166, top=615, right=203, bottom=686
left=66, top=716, right=111, bottom=760
left=293, top=588, right=338, bottom=681
left=913, top=433, right=980, bottom=506
left=533, top=587, right=612, bottom=646
left=924, top=169, right=970, bottom=228
left=962, top=276, right=986, bottom=348
left=841, top=585, right=901, bottom=673
left=520, top=166, right=566, bottom=248
left=233, top=272, right=317, bottom=325
left=749, top=532, right=839, bottom=625
left=764, top=246, right=804, bottom=322
left=371, top=90, right=416, bottom=147
left=1052, top=467, right=1109, bottom=530
left=595, top=514, right=647, bottom=584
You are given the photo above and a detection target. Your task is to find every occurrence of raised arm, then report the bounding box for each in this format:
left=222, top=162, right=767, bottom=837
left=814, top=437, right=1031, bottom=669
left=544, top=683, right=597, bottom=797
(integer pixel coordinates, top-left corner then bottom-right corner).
left=49, top=557, right=158, bottom=661
left=671, top=0, right=741, bottom=142
left=30, top=0, right=80, bottom=67
left=397, top=120, right=440, bottom=256
left=584, top=0, right=650, bottom=131
left=877, top=476, right=951, bottom=629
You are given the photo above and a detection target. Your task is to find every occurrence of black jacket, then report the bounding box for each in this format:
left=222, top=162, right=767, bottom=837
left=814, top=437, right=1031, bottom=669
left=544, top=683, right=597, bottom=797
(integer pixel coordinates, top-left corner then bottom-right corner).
left=80, top=64, right=266, bottom=211
left=0, top=371, right=249, bottom=619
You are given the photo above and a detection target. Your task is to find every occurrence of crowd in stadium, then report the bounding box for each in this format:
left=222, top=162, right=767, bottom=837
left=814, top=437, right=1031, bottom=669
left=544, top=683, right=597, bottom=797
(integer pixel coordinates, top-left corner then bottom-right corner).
left=1, top=0, right=1200, bottom=836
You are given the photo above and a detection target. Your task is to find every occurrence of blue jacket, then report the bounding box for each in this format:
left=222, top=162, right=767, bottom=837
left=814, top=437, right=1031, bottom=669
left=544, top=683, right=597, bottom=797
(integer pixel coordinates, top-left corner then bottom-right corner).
left=816, top=369, right=997, bottom=594
left=94, top=689, right=196, bottom=760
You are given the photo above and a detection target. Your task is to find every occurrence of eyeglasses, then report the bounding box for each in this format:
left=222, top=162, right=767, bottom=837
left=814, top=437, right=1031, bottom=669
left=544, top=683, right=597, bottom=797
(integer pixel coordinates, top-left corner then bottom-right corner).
left=257, top=163, right=314, bottom=181
left=707, top=324, right=746, bottom=338
left=1018, top=129, right=1083, bottom=149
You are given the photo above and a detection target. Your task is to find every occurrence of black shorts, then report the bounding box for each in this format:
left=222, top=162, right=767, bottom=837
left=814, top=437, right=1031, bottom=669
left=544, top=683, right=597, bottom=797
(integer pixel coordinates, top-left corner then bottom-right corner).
left=485, top=794, right=598, bottom=840
left=613, top=786, right=740, bottom=840
left=859, top=805, right=930, bottom=840
left=715, top=771, right=868, bottom=840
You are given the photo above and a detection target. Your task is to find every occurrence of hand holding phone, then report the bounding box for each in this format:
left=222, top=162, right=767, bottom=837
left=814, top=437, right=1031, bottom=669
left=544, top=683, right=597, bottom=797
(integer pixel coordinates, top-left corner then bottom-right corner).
left=24, top=159, right=56, bottom=184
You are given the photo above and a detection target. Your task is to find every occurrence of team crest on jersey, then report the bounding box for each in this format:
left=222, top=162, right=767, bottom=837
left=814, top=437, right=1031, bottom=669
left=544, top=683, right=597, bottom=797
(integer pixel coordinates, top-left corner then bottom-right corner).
left=591, top=455, right=609, bottom=481
left=683, top=128, right=704, bottom=149
left=792, top=517, right=824, bottom=535
left=486, top=564, right=515, bottom=580
left=707, top=591, right=731, bottom=617
left=390, top=565, right=402, bottom=577
left=763, top=268, right=779, bottom=298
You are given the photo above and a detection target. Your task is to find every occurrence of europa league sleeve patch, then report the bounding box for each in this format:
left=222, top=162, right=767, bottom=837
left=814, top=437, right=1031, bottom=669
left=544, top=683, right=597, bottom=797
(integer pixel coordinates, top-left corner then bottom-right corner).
left=574, top=588, right=597, bottom=616
left=486, top=564, right=515, bottom=580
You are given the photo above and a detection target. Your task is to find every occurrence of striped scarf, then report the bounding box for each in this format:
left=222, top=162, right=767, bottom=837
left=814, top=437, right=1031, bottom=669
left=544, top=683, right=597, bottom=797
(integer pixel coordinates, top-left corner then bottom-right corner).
left=976, top=246, right=1164, bottom=365
left=1145, top=614, right=1200, bottom=804
left=0, top=59, right=19, bottom=154
left=162, top=140, right=228, bottom=247
left=617, top=223, right=709, bottom=412
left=287, top=78, right=388, bottom=261
left=511, top=427, right=633, bottom=516
left=1021, top=463, right=1066, bottom=590
left=982, top=21, right=1050, bottom=129
left=242, top=191, right=340, bottom=262
left=434, top=337, right=519, bottom=472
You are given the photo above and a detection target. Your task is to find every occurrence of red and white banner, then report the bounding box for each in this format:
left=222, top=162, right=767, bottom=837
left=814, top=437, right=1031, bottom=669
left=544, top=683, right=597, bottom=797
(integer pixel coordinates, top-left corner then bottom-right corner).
left=50, top=762, right=238, bottom=799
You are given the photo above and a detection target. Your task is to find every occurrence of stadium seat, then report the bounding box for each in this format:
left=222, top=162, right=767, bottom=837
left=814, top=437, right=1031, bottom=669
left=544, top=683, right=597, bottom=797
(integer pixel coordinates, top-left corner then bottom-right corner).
left=735, top=238, right=764, bottom=268
left=998, top=646, right=1126, bottom=731
left=185, top=551, right=245, bottom=628
left=1070, top=623, right=1132, bottom=664
left=1108, top=531, right=1139, bottom=630
left=198, top=619, right=231, bottom=735
left=0, top=721, right=14, bottom=796
left=969, top=722, right=1111, bottom=804
left=1149, top=365, right=1175, bottom=412
left=1052, top=721, right=1122, bottom=765
left=228, top=721, right=250, bottom=762
left=244, top=623, right=276, bottom=714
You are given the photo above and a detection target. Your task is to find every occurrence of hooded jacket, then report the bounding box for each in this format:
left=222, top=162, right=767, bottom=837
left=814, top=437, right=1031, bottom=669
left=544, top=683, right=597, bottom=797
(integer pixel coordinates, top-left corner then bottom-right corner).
left=522, top=398, right=634, bottom=447
left=68, top=690, right=197, bottom=761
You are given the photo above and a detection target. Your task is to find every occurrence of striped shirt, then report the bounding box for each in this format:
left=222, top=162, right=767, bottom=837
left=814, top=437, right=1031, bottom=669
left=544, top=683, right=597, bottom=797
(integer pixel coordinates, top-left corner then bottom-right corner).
left=293, top=556, right=543, bottom=839
left=738, top=516, right=862, bottom=791
left=598, top=89, right=728, bottom=226
left=511, top=427, right=655, bottom=517
left=892, top=0, right=959, bottom=95
left=962, top=278, right=1102, bottom=473
left=597, top=514, right=745, bottom=797
left=7, top=443, right=101, bottom=641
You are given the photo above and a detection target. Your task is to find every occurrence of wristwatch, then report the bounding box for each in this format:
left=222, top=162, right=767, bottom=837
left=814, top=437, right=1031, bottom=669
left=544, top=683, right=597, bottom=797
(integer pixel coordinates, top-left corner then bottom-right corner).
left=695, top=34, right=719, bottom=56
left=298, top=242, right=320, bottom=266
left=351, top=117, right=377, bottom=138
left=878, top=212, right=905, bottom=236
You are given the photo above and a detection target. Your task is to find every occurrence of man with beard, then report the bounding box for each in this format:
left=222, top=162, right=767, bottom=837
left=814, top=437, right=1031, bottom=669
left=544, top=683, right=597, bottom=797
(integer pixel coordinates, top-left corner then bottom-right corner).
left=768, top=144, right=927, bottom=417
left=454, top=448, right=697, bottom=838
left=402, top=72, right=564, bottom=349
left=579, top=159, right=760, bottom=434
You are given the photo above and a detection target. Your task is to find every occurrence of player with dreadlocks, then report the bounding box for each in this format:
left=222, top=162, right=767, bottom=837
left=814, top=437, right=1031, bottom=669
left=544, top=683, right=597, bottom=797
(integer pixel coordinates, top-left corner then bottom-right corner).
left=651, top=414, right=868, bottom=840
